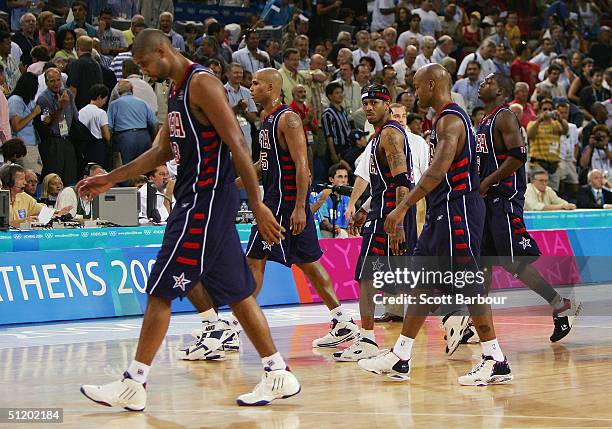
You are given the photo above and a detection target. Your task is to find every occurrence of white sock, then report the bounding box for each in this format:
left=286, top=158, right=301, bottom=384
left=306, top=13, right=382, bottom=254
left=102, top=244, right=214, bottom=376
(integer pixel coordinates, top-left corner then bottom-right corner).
left=360, top=329, right=375, bottom=342
left=550, top=294, right=565, bottom=311
left=330, top=305, right=350, bottom=322
left=198, top=308, right=218, bottom=323
left=223, top=312, right=242, bottom=331
left=392, top=335, right=414, bottom=361
left=262, top=352, right=286, bottom=371
left=127, top=360, right=150, bottom=384
left=481, top=339, right=505, bottom=361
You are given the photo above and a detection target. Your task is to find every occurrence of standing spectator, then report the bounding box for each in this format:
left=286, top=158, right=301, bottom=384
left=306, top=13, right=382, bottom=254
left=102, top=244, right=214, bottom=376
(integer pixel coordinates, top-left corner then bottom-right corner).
left=531, top=38, right=556, bottom=73
left=58, top=1, right=97, bottom=37
left=0, top=65, right=10, bottom=145
left=11, top=13, right=38, bottom=67
left=0, top=31, right=21, bottom=93
left=232, top=29, right=270, bottom=75
left=525, top=169, right=576, bottom=211
left=371, top=0, right=396, bottom=33
left=579, top=68, right=611, bottom=115
left=123, top=15, right=146, bottom=47
left=36, top=11, right=56, bottom=57
left=78, top=84, right=110, bottom=167
left=527, top=98, right=568, bottom=191
left=224, top=63, right=257, bottom=151
left=107, top=80, right=157, bottom=166
left=266, top=39, right=282, bottom=70
left=289, top=84, right=318, bottom=174
left=139, top=0, right=174, bottom=30
left=333, top=62, right=361, bottom=120
left=413, top=0, right=442, bottom=38
left=53, top=29, right=77, bottom=60
left=511, top=42, right=539, bottom=93
left=505, top=11, right=521, bottom=50
left=35, top=68, right=79, bottom=185
left=159, top=12, right=185, bottom=52
left=414, top=36, right=436, bottom=70
left=67, top=36, right=103, bottom=110
left=6, top=0, right=29, bottom=32
left=97, top=8, right=128, bottom=56
left=452, top=61, right=483, bottom=116
left=395, top=6, right=412, bottom=35
left=576, top=169, right=612, bottom=209
left=27, top=46, right=50, bottom=76
left=207, top=22, right=232, bottom=65
left=393, top=44, right=417, bottom=84
left=322, top=82, right=353, bottom=171
left=588, top=26, right=610, bottom=70
left=382, top=27, right=402, bottom=64
left=579, top=125, right=612, bottom=180
left=432, top=35, right=453, bottom=64
left=459, top=12, right=483, bottom=56
left=511, top=82, right=538, bottom=128
left=581, top=103, right=608, bottom=149
left=397, top=14, right=424, bottom=52
left=295, top=35, right=310, bottom=71
left=109, top=59, right=157, bottom=114
left=306, top=54, right=329, bottom=121
left=556, top=101, right=580, bottom=199
left=531, top=64, right=567, bottom=102
left=279, top=48, right=304, bottom=104
left=8, top=72, right=42, bottom=173
left=439, top=4, right=460, bottom=38
left=54, top=162, right=105, bottom=218
left=352, top=31, right=383, bottom=74
left=457, top=40, right=496, bottom=80
left=493, top=44, right=511, bottom=76
left=374, top=39, right=391, bottom=67
left=568, top=57, right=594, bottom=105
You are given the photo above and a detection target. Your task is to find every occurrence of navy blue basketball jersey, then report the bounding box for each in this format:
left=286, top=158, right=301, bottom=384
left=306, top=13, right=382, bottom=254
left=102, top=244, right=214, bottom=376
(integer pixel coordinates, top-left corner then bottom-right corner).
left=258, top=104, right=299, bottom=214
left=167, top=64, right=235, bottom=201
left=476, top=104, right=527, bottom=205
left=427, top=103, right=480, bottom=209
left=365, top=120, right=414, bottom=233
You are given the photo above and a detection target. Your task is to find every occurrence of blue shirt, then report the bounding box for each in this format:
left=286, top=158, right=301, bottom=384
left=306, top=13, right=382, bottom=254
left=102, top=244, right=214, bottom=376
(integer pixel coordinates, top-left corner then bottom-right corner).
left=321, top=192, right=350, bottom=229
left=58, top=21, right=98, bottom=38
left=452, top=78, right=483, bottom=116
left=8, top=95, right=37, bottom=145
left=107, top=94, right=157, bottom=132
left=309, top=192, right=329, bottom=223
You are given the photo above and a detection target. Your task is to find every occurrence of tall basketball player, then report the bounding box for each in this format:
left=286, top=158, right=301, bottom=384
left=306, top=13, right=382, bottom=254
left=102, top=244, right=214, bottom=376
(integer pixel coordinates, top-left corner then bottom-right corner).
left=333, top=84, right=418, bottom=362
left=476, top=73, right=581, bottom=342
left=359, top=64, right=513, bottom=385
left=77, top=30, right=300, bottom=409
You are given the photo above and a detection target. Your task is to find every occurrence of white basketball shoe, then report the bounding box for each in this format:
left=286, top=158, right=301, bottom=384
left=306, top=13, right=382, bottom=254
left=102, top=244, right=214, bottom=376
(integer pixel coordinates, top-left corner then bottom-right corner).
left=358, top=350, right=411, bottom=381
left=178, top=319, right=240, bottom=360
left=458, top=355, right=514, bottom=386
left=312, top=319, right=359, bottom=348
left=80, top=374, right=146, bottom=411
left=236, top=369, right=301, bottom=406
left=442, top=311, right=470, bottom=356
left=332, top=337, right=383, bottom=362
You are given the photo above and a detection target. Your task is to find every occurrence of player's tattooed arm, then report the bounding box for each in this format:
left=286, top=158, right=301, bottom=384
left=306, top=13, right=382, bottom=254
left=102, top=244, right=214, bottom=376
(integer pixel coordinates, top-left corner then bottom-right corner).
left=285, top=113, right=302, bottom=129
left=381, top=128, right=408, bottom=175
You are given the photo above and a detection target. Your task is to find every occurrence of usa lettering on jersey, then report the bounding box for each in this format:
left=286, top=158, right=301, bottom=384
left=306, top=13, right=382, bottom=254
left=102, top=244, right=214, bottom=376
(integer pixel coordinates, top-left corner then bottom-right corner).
left=475, top=133, right=489, bottom=153
left=369, top=152, right=377, bottom=174
left=168, top=112, right=186, bottom=138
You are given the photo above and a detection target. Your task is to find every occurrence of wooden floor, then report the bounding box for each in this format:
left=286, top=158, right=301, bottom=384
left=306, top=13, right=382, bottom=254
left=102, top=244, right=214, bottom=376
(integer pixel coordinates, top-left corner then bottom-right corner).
left=2, top=309, right=612, bottom=429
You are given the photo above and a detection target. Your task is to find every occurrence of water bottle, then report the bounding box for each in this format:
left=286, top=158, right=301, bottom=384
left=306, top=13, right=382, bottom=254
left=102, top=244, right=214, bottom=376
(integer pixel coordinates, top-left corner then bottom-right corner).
left=41, top=108, right=50, bottom=123
left=240, top=201, right=249, bottom=223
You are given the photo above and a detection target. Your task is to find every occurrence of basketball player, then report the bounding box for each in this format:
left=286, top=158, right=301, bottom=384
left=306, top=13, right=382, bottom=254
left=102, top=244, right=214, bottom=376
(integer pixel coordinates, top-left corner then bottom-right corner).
left=333, top=84, right=418, bottom=362
left=476, top=73, right=581, bottom=342
left=359, top=64, right=513, bottom=385
left=77, top=30, right=300, bottom=409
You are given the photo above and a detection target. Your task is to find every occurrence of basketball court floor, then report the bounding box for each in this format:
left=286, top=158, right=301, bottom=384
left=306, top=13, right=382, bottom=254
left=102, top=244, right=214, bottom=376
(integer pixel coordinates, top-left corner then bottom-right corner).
left=2, top=286, right=611, bottom=429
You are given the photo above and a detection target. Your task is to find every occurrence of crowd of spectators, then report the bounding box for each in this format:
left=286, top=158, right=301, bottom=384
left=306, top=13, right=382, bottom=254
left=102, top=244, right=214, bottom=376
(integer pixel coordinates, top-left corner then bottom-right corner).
left=0, top=0, right=611, bottom=229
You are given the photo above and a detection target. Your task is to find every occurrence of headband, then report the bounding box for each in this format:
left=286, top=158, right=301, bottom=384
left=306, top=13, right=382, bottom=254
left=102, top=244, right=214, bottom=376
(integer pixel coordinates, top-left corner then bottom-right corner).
left=361, top=91, right=391, bottom=102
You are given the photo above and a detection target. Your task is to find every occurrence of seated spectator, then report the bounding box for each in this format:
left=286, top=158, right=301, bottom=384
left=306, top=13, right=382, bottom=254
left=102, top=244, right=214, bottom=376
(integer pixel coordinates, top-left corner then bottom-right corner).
left=23, top=168, right=38, bottom=197
left=382, top=27, right=402, bottom=64
left=581, top=103, right=608, bottom=149
left=158, top=12, right=184, bottom=52
left=452, top=61, right=483, bottom=118
left=0, top=137, right=26, bottom=165
left=79, top=84, right=111, bottom=167
left=432, top=35, right=453, bottom=64
left=397, top=13, right=424, bottom=53
left=36, top=11, right=56, bottom=57
left=129, top=175, right=148, bottom=189
left=407, top=113, right=423, bottom=137
left=459, top=11, right=483, bottom=56
left=414, top=36, right=436, bottom=70
left=525, top=169, right=576, bottom=211
left=531, top=64, right=567, bottom=102
left=55, top=162, right=105, bottom=218
left=107, top=80, right=157, bottom=166
left=53, top=29, right=77, bottom=61
left=579, top=125, right=612, bottom=183
left=531, top=37, right=557, bottom=73
left=123, top=15, right=146, bottom=47
left=139, top=165, right=173, bottom=222
left=568, top=57, right=594, bottom=105
left=310, top=163, right=351, bottom=238
left=457, top=39, right=497, bottom=81
left=352, top=30, right=383, bottom=74
left=27, top=46, right=51, bottom=76
left=97, top=8, right=128, bottom=57
left=40, top=172, right=63, bottom=206
left=576, top=169, right=612, bottom=209
left=579, top=68, right=611, bottom=118
left=232, top=29, right=270, bottom=75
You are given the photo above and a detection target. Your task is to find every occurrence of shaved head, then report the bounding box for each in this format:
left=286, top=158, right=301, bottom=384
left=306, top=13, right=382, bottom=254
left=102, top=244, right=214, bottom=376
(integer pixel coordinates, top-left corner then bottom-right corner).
left=250, top=68, right=283, bottom=104
left=413, top=63, right=452, bottom=109
left=414, top=63, right=451, bottom=89
left=256, top=68, right=283, bottom=91
left=132, top=28, right=172, bottom=57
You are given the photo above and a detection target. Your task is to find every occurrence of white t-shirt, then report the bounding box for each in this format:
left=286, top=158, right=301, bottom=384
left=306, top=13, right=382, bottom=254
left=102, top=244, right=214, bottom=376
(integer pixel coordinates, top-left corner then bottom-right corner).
left=392, top=58, right=416, bottom=84
left=352, top=48, right=384, bottom=74
left=78, top=104, right=108, bottom=140
left=397, top=30, right=423, bottom=51
left=371, top=0, right=396, bottom=32
left=559, top=123, right=578, bottom=162
left=138, top=185, right=169, bottom=222
left=530, top=52, right=557, bottom=72
left=413, top=8, right=442, bottom=37
left=457, top=52, right=496, bottom=81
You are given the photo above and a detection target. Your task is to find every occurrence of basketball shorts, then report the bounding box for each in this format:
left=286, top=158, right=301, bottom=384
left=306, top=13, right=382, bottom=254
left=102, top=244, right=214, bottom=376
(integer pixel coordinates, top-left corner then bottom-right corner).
left=246, top=205, right=323, bottom=267
left=146, top=185, right=256, bottom=307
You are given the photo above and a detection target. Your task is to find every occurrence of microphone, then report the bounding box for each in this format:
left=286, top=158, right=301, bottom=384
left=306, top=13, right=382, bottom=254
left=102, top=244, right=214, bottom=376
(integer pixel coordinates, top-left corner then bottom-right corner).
left=313, top=183, right=354, bottom=197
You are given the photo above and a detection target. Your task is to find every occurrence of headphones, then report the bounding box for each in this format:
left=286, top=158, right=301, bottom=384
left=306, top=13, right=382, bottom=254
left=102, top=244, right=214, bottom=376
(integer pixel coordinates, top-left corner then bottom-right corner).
left=0, top=163, right=24, bottom=188
left=83, top=162, right=101, bottom=177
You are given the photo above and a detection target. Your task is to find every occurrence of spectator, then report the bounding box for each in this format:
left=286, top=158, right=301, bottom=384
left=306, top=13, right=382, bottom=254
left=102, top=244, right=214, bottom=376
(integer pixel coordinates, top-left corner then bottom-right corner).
left=224, top=63, right=257, bottom=151
left=579, top=125, right=612, bottom=182
left=374, top=39, right=391, bottom=67
left=352, top=30, right=383, bottom=74
left=371, top=0, right=396, bottom=32
left=0, top=31, right=21, bottom=93
left=206, top=58, right=224, bottom=81
left=307, top=54, right=330, bottom=121
left=505, top=11, right=521, bottom=50
left=0, top=66, right=10, bottom=145
left=414, top=36, right=436, bottom=70
left=79, top=84, right=110, bottom=167
left=576, top=169, right=612, bottom=209
left=525, top=169, right=576, bottom=211
left=109, top=59, right=157, bottom=114
left=36, top=11, right=56, bottom=57
left=311, top=0, right=343, bottom=41
left=568, top=57, right=594, bottom=105
left=581, top=103, right=608, bottom=149
left=380, top=65, right=398, bottom=103
left=322, top=82, right=354, bottom=172
left=38, top=0, right=69, bottom=18
left=123, top=15, right=146, bottom=47
left=470, top=105, right=485, bottom=134
left=279, top=48, right=304, bottom=104
left=511, top=42, right=539, bottom=93
left=55, top=162, right=106, bottom=218
left=452, top=61, right=483, bottom=117
left=92, top=50, right=118, bottom=107
left=158, top=12, right=184, bottom=52
left=407, top=113, right=423, bottom=136
left=412, top=0, right=441, bottom=38
left=579, top=68, right=611, bottom=115
left=527, top=98, right=568, bottom=191
left=26, top=46, right=50, bottom=76
left=432, top=35, right=453, bottom=64
left=8, top=73, right=41, bottom=173
left=382, top=27, right=402, bottom=64
left=107, top=80, right=157, bottom=166
left=310, top=163, right=351, bottom=237
left=511, top=82, right=538, bottom=128
left=531, top=38, right=556, bottom=72
left=139, top=0, right=174, bottom=30
left=97, top=8, right=128, bottom=56
left=556, top=101, right=580, bottom=199
left=207, top=22, right=232, bottom=65
left=439, top=4, right=460, bottom=38
left=54, top=29, right=77, bottom=61
left=397, top=14, right=424, bottom=52
left=40, top=172, right=63, bottom=206
left=23, top=168, right=37, bottom=197
left=457, top=39, right=497, bottom=81
left=588, top=26, right=610, bottom=70
left=354, top=63, right=371, bottom=90
left=67, top=36, right=103, bottom=110
left=58, top=1, right=97, bottom=38
left=393, top=45, right=417, bottom=86
left=139, top=165, right=172, bottom=222
left=395, top=6, right=412, bottom=36
left=333, top=62, right=361, bottom=120
left=35, top=67, right=79, bottom=185
left=493, top=43, right=512, bottom=76
left=11, top=13, right=38, bottom=67
left=232, top=29, right=270, bottom=75
left=6, top=0, right=29, bottom=32
left=294, top=35, right=310, bottom=71
left=110, top=49, right=134, bottom=82
left=531, top=64, right=567, bottom=102
left=266, top=39, right=282, bottom=69
left=459, top=11, right=483, bottom=56
left=0, top=138, right=26, bottom=164
left=0, top=163, right=45, bottom=226
left=36, top=60, right=68, bottom=101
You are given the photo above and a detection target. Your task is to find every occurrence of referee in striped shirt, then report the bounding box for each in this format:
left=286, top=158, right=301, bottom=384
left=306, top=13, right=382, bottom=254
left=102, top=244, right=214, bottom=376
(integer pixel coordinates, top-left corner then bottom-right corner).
left=322, top=82, right=355, bottom=171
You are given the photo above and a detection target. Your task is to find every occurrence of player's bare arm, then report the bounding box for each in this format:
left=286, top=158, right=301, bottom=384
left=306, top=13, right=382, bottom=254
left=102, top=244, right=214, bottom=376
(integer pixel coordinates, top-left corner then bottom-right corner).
left=480, top=110, right=525, bottom=196
left=235, top=160, right=261, bottom=190
left=280, top=110, right=309, bottom=235
left=380, top=127, right=409, bottom=255
left=384, top=114, right=462, bottom=234
left=191, top=73, right=284, bottom=244
left=77, top=120, right=173, bottom=198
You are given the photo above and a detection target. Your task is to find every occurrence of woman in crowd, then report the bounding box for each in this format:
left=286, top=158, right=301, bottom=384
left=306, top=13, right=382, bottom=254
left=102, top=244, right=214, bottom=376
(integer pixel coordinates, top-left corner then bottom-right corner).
left=568, top=57, right=594, bottom=104
left=7, top=73, right=41, bottom=173
left=459, top=11, right=483, bottom=57
left=395, top=6, right=412, bottom=36
left=54, top=29, right=77, bottom=60
left=183, top=24, right=198, bottom=58
left=40, top=173, right=63, bottom=206
left=26, top=46, right=51, bottom=76
left=37, top=11, right=57, bottom=57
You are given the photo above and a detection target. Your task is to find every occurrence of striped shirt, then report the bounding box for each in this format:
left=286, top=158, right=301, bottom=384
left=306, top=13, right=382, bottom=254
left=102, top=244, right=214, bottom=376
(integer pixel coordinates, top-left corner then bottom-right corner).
left=110, top=51, right=133, bottom=81
left=527, top=119, right=563, bottom=162
left=322, top=104, right=351, bottom=151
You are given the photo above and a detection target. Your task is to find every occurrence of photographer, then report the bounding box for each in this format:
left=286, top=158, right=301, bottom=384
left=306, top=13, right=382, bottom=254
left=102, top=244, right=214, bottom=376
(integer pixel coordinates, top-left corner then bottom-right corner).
left=310, top=163, right=351, bottom=238
left=527, top=99, right=568, bottom=192
left=579, top=125, right=612, bottom=186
